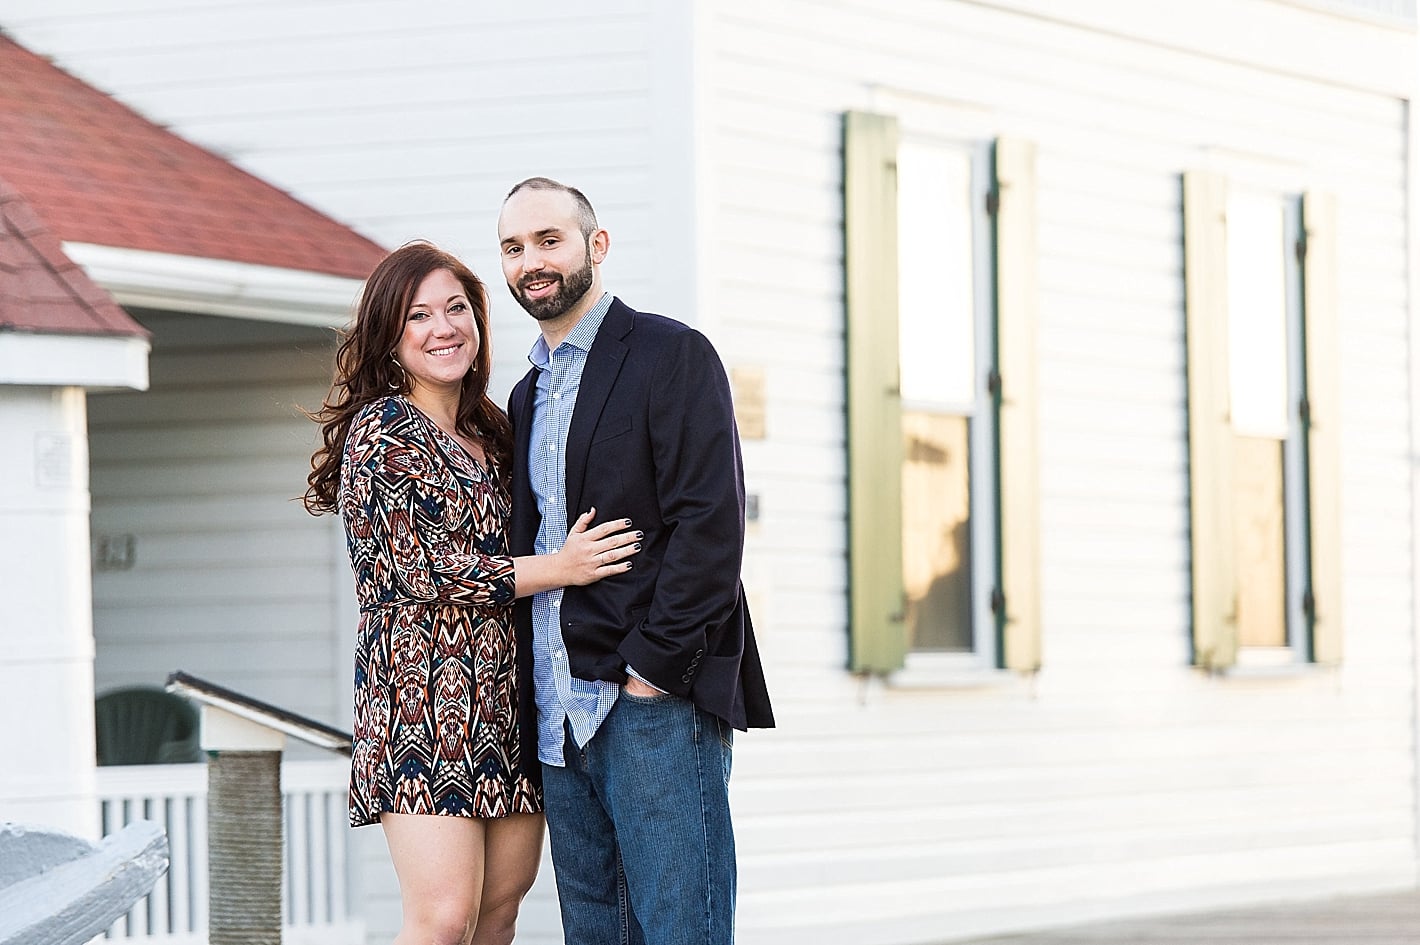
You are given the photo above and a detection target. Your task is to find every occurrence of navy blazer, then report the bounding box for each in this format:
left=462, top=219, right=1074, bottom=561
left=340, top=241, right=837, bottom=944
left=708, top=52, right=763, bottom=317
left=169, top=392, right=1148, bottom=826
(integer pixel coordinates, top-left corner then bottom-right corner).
left=508, top=298, right=774, bottom=733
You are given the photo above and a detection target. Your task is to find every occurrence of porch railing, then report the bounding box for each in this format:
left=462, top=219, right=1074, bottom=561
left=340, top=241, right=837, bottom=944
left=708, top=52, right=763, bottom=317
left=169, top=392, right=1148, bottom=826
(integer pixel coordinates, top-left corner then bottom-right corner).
left=96, top=758, right=361, bottom=944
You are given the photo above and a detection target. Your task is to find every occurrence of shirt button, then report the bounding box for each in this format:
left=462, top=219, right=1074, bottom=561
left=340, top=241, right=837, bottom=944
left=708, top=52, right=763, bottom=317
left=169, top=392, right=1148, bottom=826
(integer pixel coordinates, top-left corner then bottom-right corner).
left=552, top=392, right=561, bottom=400
left=546, top=443, right=555, bottom=452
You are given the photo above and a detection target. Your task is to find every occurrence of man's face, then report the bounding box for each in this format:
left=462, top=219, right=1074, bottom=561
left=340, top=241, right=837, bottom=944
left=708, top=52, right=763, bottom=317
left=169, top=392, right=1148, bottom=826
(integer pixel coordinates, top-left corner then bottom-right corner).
left=498, top=189, right=597, bottom=322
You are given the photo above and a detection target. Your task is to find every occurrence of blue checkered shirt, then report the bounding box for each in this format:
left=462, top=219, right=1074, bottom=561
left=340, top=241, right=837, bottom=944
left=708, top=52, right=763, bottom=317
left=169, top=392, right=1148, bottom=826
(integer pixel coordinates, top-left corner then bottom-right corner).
left=528, top=293, right=618, bottom=766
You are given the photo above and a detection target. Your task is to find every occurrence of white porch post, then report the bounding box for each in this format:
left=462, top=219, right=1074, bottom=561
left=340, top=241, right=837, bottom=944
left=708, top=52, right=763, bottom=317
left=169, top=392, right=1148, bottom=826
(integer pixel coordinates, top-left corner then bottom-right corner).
left=0, top=326, right=148, bottom=839
left=0, top=385, right=99, bottom=838
left=1408, top=45, right=1420, bottom=885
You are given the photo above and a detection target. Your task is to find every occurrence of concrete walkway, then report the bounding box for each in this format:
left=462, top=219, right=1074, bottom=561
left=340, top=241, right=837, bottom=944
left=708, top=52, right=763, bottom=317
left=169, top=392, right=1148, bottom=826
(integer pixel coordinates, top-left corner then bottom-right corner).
left=948, top=889, right=1420, bottom=944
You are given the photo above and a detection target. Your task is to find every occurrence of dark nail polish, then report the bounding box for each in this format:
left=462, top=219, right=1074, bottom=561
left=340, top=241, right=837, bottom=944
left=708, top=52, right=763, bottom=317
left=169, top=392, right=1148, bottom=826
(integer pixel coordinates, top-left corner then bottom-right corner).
left=633, top=543, right=642, bottom=551
left=635, top=531, right=644, bottom=539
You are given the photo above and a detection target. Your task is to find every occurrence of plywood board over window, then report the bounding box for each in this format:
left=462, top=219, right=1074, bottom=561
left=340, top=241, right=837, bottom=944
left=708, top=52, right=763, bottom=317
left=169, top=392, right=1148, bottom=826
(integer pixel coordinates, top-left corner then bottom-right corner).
left=1227, top=189, right=1290, bottom=652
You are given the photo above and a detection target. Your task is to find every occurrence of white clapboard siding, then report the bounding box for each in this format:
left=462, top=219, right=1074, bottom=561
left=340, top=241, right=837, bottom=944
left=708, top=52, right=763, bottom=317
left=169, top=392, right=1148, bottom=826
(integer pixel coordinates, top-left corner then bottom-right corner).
left=88, top=311, right=350, bottom=734
left=700, top=0, right=1416, bottom=942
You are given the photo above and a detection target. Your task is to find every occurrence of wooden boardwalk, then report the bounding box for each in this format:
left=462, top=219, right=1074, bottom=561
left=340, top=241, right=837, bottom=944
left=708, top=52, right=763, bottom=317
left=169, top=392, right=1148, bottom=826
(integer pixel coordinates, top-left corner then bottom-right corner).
left=947, top=889, right=1420, bottom=944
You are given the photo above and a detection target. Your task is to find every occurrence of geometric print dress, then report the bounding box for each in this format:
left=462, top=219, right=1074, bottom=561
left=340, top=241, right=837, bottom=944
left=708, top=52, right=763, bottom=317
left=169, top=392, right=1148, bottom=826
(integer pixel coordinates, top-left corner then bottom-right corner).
left=339, top=395, right=541, bottom=827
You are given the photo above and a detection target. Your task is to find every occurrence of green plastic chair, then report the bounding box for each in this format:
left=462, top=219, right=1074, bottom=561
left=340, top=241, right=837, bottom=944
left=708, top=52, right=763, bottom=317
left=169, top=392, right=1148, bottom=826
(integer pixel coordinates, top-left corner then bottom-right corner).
left=94, top=686, right=204, bottom=765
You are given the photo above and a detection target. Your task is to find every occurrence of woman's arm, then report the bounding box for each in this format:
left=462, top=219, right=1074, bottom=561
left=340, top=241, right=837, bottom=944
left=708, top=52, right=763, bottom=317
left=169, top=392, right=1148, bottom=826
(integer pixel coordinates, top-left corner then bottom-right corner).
left=349, top=399, right=639, bottom=605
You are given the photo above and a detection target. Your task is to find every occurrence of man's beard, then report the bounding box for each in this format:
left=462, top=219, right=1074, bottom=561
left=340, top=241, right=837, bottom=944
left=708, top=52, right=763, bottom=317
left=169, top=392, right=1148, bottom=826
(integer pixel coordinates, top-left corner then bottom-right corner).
left=511, top=249, right=594, bottom=322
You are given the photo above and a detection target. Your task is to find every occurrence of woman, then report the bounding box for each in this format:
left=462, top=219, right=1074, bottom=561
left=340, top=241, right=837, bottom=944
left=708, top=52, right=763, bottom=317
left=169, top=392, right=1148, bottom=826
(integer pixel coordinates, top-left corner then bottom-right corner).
left=305, top=242, right=638, bottom=945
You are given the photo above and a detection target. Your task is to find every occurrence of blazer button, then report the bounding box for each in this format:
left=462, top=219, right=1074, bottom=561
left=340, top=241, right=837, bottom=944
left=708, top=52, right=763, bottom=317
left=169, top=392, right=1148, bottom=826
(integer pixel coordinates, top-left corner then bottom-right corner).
left=681, top=673, right=693, bottom=683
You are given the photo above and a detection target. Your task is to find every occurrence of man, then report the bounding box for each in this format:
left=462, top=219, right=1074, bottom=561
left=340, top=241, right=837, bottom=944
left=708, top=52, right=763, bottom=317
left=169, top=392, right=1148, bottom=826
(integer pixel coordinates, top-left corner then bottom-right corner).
left=499, top=177, right=774, bottom=945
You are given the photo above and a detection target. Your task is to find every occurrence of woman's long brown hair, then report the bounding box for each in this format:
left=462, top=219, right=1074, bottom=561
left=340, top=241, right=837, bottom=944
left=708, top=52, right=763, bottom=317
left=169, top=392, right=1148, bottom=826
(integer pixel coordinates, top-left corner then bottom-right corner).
left=304, top=241, right=513, bottom=514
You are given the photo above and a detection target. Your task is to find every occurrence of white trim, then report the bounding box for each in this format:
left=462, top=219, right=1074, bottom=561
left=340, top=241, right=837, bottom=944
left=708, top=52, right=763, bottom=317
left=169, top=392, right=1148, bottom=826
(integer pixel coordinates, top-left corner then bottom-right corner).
left=1408, top=75, right=1420, bottom=883
left=964, top=0, right=1413, bottom=97
left=649, top=0, right=699, bottom=328
left=891, top=651, right=1027, bottom=691
left=62, top=243, right=366, bottom=329
left=0, top=332, right=149, bottom=390
left=687, top=0, right=718, bottom=339
left=1233, top=645, right=1301, bottom=669
left=200, top=704, right=286, bottom=752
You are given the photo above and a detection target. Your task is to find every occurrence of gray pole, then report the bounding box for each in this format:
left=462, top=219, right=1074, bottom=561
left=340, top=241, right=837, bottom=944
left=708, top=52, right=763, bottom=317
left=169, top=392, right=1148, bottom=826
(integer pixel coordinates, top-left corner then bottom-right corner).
left=208, top=751, right=283, bottom=945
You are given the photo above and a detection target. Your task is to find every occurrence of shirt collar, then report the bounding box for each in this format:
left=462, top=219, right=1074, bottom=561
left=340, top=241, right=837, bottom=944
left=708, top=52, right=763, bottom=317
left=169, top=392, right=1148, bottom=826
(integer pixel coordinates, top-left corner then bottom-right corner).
left=528, top=293, right=614, bottom=369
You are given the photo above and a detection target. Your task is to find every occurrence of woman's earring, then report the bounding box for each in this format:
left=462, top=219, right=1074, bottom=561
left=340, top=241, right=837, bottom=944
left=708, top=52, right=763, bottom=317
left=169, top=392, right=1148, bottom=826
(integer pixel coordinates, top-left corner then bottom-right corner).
left=389, top=355, right=406, bottom=391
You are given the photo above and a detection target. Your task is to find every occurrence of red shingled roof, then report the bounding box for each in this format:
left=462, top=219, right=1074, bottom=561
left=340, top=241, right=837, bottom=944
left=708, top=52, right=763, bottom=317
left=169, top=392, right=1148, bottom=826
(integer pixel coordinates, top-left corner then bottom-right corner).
left=0, top=176, right=145, bottom=337
left=0, top=36, right=385, bottom=279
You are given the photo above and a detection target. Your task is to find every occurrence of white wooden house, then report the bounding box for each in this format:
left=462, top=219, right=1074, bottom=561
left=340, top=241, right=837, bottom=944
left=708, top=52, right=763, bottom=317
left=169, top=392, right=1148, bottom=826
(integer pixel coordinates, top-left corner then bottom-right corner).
left=2, top=1, right=1418, bottom=943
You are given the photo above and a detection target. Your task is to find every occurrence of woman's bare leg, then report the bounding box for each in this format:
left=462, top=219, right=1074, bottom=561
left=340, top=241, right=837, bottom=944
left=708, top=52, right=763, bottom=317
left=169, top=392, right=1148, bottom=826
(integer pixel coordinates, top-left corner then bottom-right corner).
left=382, top=812, right=486, bottom=945
left=471, top=812, right=545, bottom=945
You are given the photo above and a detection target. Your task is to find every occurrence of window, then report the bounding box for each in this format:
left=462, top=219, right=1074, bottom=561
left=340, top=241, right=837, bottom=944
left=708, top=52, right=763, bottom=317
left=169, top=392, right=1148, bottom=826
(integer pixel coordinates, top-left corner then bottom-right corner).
left=1226, top=189, right=1293, bottom=653
left=843, top=111, right=1040, bottom=675
left=897, top=139, right=984, bottom=655
left=1183, top=172, right=1342, bottom=669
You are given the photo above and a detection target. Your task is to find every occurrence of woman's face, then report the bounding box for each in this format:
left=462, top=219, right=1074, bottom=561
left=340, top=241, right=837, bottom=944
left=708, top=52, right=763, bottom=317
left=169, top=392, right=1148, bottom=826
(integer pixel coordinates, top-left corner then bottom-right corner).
left=394, top=268, right=480, bottom=397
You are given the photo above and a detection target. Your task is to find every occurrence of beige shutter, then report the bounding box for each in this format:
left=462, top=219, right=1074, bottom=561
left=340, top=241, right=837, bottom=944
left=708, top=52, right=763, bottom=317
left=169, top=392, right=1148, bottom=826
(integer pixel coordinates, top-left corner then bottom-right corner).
left=1183, top=171, right=1239, bottom=670
left=993, top=138, right=1042, bottom=672
left=1301, top=191, right=1343, bottom=665
left=843, top=110, right=907, bottom=673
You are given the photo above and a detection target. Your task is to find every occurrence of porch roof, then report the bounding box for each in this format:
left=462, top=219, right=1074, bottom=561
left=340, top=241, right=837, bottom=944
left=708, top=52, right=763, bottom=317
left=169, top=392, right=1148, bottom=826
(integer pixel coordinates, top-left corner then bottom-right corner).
left=166, top=671, right=353, bottom=756
left=0, top=36, right=385, bottom=281
left=0, top=177, right=145, bottom=337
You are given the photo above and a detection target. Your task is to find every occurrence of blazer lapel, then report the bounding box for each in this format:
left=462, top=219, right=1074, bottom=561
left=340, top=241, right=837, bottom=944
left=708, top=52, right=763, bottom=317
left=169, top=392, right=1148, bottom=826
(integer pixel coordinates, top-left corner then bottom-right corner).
left=510, top=370, right=539, bottom=554
left=564, top=302, right=633, bottom=520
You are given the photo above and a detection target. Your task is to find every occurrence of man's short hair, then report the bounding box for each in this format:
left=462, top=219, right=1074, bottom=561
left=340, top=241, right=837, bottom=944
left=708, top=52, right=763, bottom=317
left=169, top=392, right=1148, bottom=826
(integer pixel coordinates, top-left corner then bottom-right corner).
left=505, top=177, right=599, bottom=241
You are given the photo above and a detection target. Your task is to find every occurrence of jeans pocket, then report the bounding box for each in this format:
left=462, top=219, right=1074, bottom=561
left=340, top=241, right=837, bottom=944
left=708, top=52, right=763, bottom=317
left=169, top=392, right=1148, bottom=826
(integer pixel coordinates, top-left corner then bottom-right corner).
left=619, top=685, right=675, bottom=705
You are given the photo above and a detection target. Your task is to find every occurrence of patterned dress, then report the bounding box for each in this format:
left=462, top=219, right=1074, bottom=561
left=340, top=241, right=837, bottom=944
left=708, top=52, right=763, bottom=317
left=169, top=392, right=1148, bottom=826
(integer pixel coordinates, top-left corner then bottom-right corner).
left=340, top=396, right=540, bottom=826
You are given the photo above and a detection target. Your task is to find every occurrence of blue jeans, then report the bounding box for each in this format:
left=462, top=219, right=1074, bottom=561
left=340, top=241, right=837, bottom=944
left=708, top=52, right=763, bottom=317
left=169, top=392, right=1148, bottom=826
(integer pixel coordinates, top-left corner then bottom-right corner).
left=542, top=689, right=736, bottom=945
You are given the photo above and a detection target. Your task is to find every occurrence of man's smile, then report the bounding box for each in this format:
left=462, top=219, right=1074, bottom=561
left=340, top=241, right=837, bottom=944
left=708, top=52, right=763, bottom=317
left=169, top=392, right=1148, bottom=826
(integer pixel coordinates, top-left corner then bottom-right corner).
left=521, top=276, right=559, bottom=297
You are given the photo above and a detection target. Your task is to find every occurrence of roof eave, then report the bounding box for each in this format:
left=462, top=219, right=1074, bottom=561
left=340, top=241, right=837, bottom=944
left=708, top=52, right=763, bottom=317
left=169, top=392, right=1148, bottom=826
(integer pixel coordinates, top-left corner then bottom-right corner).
left=63, top=242, right=366, bottom=329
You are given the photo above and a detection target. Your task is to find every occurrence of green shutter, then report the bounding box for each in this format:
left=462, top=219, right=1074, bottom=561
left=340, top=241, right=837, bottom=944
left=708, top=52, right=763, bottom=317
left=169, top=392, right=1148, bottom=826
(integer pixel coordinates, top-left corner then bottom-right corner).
left=843, top=110, right=907, bottom=673
left=1183, top=171, right=1239, bottom=670
left=992, top=138, right=1042, bottom=672
left=1301, top=191, right=1343, bottom=665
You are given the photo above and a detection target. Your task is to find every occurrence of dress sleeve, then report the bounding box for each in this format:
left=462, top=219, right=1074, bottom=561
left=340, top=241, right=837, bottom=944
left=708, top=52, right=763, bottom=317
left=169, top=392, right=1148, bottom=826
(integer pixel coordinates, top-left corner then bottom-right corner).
left=346, top=400, right=516, bottom=607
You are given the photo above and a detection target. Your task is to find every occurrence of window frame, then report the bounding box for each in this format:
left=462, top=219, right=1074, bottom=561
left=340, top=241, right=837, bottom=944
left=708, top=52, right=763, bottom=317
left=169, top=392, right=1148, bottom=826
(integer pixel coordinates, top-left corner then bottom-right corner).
left=897, top=135, right=998, bottom=673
